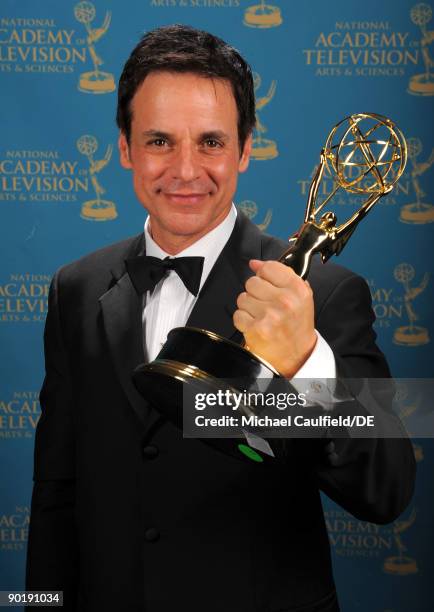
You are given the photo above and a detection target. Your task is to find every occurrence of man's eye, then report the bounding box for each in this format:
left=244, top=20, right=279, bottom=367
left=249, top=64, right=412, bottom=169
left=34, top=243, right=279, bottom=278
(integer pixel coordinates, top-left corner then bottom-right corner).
left=149, top=138, right=167, bottom=147
left=204, top=139, right=221, bottom=148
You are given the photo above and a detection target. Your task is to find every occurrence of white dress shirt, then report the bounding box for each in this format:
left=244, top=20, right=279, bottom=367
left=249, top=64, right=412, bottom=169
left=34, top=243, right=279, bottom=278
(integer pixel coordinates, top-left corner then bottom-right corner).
left=142, top=204, right=336, bottom=381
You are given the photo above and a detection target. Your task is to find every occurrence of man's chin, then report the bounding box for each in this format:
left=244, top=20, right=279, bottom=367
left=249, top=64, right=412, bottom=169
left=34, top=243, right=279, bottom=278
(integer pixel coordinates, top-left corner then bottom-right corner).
left=163, top=218, right=212, bottom=238
left=147, top=202, right=232, bottom=245
left=161, top=207, right=228, bottom=235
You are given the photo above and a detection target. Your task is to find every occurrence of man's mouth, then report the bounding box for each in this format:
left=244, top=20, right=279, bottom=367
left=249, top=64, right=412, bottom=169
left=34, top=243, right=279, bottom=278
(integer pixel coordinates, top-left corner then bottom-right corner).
left=164, top=192, right=209, bottom=204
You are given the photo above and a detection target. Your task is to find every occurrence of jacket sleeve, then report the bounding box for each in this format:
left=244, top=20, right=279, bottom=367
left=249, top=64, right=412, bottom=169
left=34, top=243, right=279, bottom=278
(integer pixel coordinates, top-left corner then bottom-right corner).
left=25, top=270, right=78, bottom=611
left=312, top=273, right=416, bottom=524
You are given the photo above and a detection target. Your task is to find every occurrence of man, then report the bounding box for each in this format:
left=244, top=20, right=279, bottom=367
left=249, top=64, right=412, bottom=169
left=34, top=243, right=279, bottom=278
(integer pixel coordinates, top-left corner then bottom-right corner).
left=26, top=25, right=415, bottom=612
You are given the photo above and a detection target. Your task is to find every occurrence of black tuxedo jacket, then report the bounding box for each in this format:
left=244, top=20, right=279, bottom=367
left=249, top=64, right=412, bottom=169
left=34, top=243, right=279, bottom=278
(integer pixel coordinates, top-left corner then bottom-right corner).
left=26, top=212, right=415, bottom=612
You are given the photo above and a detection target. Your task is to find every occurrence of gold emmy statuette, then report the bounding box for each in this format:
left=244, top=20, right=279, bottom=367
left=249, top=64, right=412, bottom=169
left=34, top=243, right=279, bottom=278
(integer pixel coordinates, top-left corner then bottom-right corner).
left=237, top=200, right=273, bottom=231
left=400, top=137, right=434, bottom=223
left=384, top=508, right=419, bottom=575
left=74, top=1, right=116, bottom=94
left=243, top=0, right=283, bottom=28
left=394, top=383, right=424, bottom=462
left=408, top=3, right=434, bottom=95
left=251, top=73, right=278, bottom=160
left=393, top=264, right=429, bottom=345
left=132, top=113, right=407, bottom=462
left=77, top=135, right=117, bottom=221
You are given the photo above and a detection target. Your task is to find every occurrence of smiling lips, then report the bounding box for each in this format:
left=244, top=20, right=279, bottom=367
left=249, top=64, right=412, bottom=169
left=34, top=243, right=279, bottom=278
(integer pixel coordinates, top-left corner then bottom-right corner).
left=155, top=178, right=217, bottom=204
left=164, top=192, right=209, bottom=204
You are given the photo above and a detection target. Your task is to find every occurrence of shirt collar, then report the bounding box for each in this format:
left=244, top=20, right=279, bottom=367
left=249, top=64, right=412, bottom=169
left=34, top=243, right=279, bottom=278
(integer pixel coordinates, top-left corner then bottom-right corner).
left=143, top=204, right=237, bottom=290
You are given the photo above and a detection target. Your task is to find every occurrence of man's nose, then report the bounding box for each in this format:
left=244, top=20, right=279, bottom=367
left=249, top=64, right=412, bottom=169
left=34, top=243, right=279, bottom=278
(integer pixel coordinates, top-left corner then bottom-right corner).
left=171, top=143, right=201, bottom=182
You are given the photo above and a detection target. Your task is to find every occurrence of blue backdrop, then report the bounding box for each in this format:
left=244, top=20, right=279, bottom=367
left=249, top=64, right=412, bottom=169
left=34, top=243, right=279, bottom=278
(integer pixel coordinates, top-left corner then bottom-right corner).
left=1, top=1, right=433, bottom=610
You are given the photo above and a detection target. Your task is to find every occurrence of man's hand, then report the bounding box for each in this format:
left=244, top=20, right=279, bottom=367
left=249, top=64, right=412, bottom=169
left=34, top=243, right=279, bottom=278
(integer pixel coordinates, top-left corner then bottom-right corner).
left=233, top=260, right=317, bottom=377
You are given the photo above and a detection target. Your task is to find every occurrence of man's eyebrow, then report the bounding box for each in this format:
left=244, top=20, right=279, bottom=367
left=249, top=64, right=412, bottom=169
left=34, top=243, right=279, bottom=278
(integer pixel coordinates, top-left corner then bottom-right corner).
left=141, top=130, right=171, bottom=139
left=200, top=130, right=230, bottom=142
left=140, top=129, right=230, bottom=141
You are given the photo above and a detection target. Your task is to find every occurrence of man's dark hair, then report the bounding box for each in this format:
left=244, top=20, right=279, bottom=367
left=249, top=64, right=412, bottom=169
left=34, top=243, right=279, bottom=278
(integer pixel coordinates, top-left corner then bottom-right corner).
left=116, top=24, right=256, bottom=153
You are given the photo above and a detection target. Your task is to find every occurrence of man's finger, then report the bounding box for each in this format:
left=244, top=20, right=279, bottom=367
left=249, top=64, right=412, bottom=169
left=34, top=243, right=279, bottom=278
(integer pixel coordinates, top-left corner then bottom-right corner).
left=252, top=260, right=299, bottom=289
left=233, top=308, right=254, bottom=333
left=248, top=259, right=264, bottom=274
left=236, top=292, right=269, bottom=319
left=245, top=274, right=279, bottom=300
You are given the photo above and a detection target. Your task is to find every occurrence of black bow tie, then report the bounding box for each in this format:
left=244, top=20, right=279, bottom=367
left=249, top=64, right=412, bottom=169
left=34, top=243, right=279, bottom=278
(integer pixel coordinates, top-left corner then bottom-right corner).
left=125, top=255, right=205, bottom=297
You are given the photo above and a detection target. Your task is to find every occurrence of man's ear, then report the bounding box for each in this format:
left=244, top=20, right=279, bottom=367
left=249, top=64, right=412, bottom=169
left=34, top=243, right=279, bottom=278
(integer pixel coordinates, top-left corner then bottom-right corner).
left=238, top=132, right=253, bottom=173
left=118, top=132, right=132, bottom=169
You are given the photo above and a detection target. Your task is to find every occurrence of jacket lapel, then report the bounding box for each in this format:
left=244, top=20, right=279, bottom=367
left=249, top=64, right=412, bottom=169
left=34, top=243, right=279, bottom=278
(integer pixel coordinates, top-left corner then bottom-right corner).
left=99, top=234, right=151, bottom=427
left=186, top=211, right=263, bottom=342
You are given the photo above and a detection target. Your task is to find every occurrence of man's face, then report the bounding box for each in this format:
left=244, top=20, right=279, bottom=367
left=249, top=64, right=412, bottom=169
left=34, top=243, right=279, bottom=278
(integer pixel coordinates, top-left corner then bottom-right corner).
left=118, top=71, right=252, bottom=252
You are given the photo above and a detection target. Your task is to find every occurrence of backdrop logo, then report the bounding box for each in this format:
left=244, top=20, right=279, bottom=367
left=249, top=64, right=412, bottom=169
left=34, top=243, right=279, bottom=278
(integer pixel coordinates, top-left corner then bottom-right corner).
left=0, top=506, right=29, bottom=552
left=393, top=263, right=430, bottom=346
left=325, top=509, right=393, bottom=558
left=0, top=391, right=40, bottom=439
left=0, top=274, right=50, bottom=323
left=0, top=16, right=86, bottom=74
left=367, top=277, right=403, bottom=329
left=243, top=1, right=282, bottom=28
left=251, top=72, right=278, bottom=160
left=148, top=1, right=240, bottom=8
left=74, top=2, right=115, bottom=94
left=394, top=383, right=424, bottom=462
left=0, top=148, right=88, bottom=203
left=383, top=508, right=418, bottom=575
left=408, top=3, right=434, bottom=95
left=400, top=136, right=434, bottom=223
left=237, top=200, right=272, bottom=230
left=302, top=20, right=418, bottom=78
left=77, top=134, right=117, bottom=221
